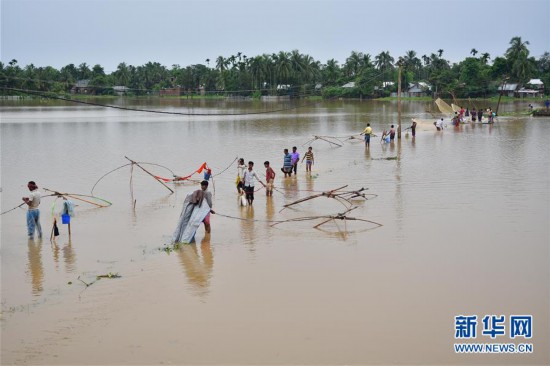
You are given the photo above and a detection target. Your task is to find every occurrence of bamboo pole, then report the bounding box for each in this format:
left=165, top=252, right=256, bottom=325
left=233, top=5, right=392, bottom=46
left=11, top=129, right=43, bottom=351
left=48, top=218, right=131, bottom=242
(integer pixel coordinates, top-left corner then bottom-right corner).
left=125, top=156, right=174, bottom=194
left=130, top=162, right=134, bottom=200
left=282, top=185, right=348, bottom=209
left=315, top=136, right=342, bottom=147
left=43, top=189, right=107, bottom=208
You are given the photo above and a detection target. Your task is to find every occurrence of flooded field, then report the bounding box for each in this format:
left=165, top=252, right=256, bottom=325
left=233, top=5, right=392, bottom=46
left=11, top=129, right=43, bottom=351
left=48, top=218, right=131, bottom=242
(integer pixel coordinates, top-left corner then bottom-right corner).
left=1, top=99, right=549, bottom=365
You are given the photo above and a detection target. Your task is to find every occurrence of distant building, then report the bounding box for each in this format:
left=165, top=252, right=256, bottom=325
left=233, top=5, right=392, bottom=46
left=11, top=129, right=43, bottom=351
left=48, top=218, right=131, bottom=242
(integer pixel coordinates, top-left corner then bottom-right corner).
left=390, top=82, right=431, bottom=97
left=498, top=83, right=519, bottom=97
left=517, top=87, right=541, bottom=98
left=71, top=79, right=95, bottom=94
left=406, top=82, right=430, bottom=97
left=526, top=79, right=544, bottom=92
left=113, top=86, right=130, bottom=96
left=341, top=82, right=355, bottom=88
left=160, top=87, right=185, bottom=96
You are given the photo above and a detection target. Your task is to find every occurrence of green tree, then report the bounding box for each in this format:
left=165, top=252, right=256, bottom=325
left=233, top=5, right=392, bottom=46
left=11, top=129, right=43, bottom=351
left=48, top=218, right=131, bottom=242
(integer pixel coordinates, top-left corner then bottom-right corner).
left=505, top=36, right=534, bottom=82
left=115, top=62, right=130, bottom=86
left=375, top=51, right=395, bottom=74
left=322, top=59, right=341, bottom=86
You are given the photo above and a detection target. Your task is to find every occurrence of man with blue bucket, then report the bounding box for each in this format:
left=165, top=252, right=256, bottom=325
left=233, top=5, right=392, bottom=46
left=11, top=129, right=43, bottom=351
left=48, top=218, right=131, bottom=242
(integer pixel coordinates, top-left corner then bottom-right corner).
left=22, top=181, right=42, bottom=239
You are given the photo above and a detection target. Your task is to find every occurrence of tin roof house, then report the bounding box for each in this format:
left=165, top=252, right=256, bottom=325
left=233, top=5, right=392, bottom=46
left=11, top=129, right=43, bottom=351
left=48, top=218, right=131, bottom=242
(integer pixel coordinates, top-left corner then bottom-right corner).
left=71, top=79, right=95, bottom=94
left=497, top=83, right=519, bottom=97
left=526, top=79, right=544, bottom=91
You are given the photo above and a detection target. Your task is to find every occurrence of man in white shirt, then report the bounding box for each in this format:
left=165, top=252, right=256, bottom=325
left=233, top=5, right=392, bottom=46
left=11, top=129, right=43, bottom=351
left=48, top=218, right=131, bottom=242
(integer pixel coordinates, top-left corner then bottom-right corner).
left=22, top=181, right=42, bottom=239
left=242, top=161, right=265, bottom=206
left=435, top=118, right=444, bottom=131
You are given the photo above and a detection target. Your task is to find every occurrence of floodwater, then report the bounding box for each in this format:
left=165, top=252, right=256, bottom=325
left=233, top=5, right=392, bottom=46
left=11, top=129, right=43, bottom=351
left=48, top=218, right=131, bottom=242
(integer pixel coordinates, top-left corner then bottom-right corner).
left=1, top=98, right=549, bottom=365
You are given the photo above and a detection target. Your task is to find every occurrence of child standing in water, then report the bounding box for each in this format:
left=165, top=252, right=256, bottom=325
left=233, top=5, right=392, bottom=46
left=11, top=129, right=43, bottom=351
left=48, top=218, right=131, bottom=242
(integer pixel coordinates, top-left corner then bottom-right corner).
left=302, top=146, right=314, bottom=172
left=264, top=161, right=275, bottom=196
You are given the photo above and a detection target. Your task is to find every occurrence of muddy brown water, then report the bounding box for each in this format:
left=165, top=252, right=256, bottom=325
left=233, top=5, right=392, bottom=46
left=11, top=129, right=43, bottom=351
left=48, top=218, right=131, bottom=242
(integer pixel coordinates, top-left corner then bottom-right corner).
left=1, top=99, right=549, bottom=365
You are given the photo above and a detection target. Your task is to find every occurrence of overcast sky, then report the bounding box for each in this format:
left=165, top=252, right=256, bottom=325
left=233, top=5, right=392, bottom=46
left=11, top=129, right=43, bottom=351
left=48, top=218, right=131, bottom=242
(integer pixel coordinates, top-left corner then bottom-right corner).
left=1, top=0, right=549, bottom=72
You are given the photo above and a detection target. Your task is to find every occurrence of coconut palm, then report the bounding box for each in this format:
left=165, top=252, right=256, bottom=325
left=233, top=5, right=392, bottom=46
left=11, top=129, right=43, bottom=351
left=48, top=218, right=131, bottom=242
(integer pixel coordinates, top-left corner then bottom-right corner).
left=344, top=51, right=362, bottom=78
left=115, top=62, right=130, bottom=86
left=374, top=51, right=395, bottom=77
left=323, top=59, right=340, bottom=86
left=506, top=36, right=530, bottom=61
left=470, top=48, right=478, bottom=57
left=275, top=51, right=292, bottom=85
left=506, top=37, right=533, bottom=82
left=480, top=53, right=491, bottom=65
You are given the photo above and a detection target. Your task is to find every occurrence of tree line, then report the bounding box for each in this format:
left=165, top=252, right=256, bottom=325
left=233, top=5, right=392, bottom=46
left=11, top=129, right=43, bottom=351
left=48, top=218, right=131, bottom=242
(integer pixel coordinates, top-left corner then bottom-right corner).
left=1, top=36, right=548, bottom=99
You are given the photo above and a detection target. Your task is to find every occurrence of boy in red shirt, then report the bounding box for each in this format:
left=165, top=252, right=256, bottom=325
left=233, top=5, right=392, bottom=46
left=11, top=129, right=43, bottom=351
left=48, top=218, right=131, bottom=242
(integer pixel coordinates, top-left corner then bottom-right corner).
left=264, top=161, right=276, bottom=196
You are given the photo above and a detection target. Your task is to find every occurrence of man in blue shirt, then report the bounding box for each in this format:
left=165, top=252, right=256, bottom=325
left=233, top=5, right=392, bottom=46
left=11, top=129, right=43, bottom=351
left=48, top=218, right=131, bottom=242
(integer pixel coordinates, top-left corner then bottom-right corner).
left=281, top=148, right=292, bottom=177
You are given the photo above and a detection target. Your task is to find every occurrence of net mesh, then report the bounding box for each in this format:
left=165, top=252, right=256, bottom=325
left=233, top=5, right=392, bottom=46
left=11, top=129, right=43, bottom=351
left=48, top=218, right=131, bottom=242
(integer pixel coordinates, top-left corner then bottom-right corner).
left=435, top=98, right=454, bottom=114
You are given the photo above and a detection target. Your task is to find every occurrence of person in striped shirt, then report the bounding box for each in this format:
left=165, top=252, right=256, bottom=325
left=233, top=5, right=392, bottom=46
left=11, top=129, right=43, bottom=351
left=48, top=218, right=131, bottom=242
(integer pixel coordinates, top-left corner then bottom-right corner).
left=301, top=146, right=314, bottom=172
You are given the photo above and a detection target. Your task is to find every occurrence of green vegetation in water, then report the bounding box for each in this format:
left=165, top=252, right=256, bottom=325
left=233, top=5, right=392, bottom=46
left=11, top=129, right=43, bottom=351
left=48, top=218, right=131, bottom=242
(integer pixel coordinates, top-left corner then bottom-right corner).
left=161, top=242, right=182, bottom=254
left=532, top=109, right=550, bottom=116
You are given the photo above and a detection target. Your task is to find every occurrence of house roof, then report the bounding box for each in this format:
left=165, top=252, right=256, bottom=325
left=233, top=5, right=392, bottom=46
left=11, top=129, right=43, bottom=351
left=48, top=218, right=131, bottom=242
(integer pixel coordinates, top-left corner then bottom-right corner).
left=417, top=82, right=431, bottom=89
left=75, top=79, right=90, bottom=87
left=407, top=82, right=431, bottom=93
left=341, top=82, right=355, bottom=88
left=527, top=78, right=544, bottom=85
left=498, top=83, right=518, bottom=91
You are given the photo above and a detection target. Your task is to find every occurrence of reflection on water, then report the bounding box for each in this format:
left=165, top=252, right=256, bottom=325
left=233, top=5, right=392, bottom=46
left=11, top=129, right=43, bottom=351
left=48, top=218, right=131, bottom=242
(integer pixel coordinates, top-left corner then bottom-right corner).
left=177, top=235, right=213, bottom=297
left=27, top=238, right=43, bottom=296
left=62, top=239, right=77, bottom=273
left=240, top=206, right=256, bottom=252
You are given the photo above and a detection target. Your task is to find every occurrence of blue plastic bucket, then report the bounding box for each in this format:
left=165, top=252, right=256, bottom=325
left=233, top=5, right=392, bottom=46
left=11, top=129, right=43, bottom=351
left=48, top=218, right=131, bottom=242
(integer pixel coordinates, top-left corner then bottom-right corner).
left=61, top=214, right=71, bottom=224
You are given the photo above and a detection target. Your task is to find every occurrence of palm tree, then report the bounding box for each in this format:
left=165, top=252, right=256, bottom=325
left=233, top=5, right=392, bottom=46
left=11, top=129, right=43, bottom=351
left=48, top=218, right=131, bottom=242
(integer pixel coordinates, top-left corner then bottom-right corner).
left=290, top=49, right=305, bottom=82
left=275, top=51, right=292, bottom=85
left=215, top=56, right=226, bottom=72
left=323, top=59, right=340, bottom=86
left=344, top=51, right=362, bottom=78
left=77, top=63, right=91, bottom=80
left=403, top=50, right=421, bottom=78
left=115, top=62, right=130, bottom=86
left=360, top=53, right=373, bottom=71
left=480, top=53, right=491, bottom=65
left=506, top=36, right=530, bottom=60
left=301, top=54, right=320, bottom=84
left=249, top=56, right=263, bottom=89
left=470, top=48, right=478, bottom=57
left=506, top=37, right=532, bottom=81
left=374, top=51, right=395, bottom=76
left=421, top=55, right=430, bottom=66
left=437, top=49, right=444, bottom=57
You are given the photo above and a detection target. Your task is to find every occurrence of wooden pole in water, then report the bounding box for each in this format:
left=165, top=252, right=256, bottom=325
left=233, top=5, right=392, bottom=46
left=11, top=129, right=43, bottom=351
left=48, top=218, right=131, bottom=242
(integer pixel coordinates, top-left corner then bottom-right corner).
left=397, top=62, right=402, bottom=139
left=496, top=77, right=508, bottom=116
left=124, top=156, right=174, bottom=194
